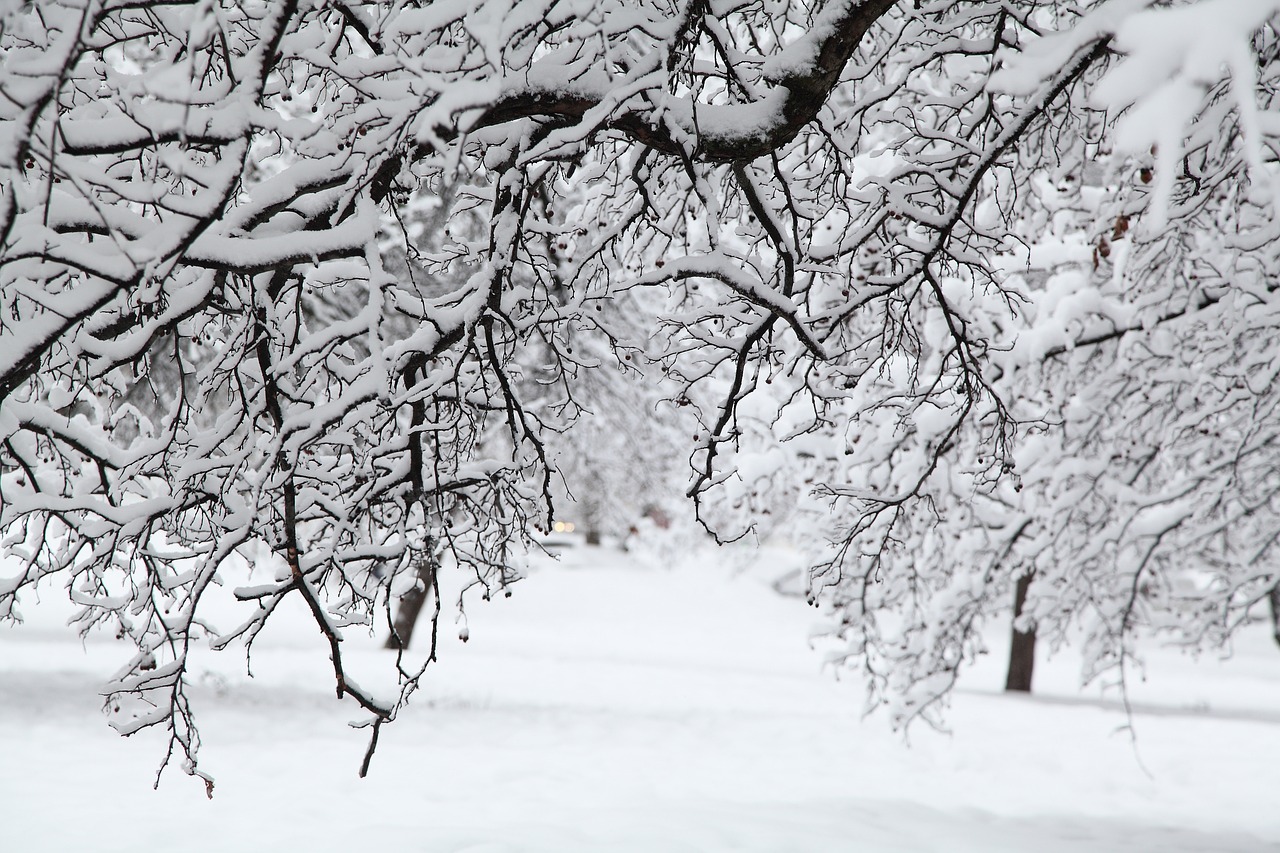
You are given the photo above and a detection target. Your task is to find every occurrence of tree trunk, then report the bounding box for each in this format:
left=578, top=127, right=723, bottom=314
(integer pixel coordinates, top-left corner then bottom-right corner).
left=1269, top=582, right=1280, bottom=650
left=1005, top=571, right=1037, bottom=693
left=583, top=498, right=602, bottom=546
left=384, top=555, right=436, bottom=651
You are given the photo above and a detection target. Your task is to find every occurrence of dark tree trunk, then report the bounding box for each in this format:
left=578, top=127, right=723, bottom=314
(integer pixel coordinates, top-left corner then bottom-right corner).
left=583, top=498, right=602, bottom=545
left=1269, top=582, right=1280, bottom=650
left=1005, top=571, right=1037, bottom=693
left=384, top=555, right=436, bottom=651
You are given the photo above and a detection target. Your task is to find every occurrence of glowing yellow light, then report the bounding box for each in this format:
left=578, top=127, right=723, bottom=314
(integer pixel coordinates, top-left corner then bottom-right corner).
left=553, top=521, right=565, bottom=532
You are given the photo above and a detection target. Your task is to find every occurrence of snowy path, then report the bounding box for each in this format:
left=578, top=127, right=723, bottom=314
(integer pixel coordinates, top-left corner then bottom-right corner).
left=3, top=546, right=1279, bottom=851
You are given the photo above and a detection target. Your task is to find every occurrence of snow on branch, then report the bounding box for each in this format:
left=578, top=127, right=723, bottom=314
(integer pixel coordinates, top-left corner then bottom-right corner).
left=4, top=0, right=1280, bottom=785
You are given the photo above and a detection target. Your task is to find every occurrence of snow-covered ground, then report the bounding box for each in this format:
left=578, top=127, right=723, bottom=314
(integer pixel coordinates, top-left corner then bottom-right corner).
left=3, top=544, right=1279, bottom=852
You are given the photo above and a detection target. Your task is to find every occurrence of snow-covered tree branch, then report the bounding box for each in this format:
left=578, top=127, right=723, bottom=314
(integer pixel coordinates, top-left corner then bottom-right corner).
left=3, top=0, right=1279, bottom=783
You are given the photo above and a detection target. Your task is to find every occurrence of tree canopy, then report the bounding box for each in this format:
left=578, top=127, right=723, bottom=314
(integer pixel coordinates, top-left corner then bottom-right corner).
left=2, top=0, right=1278, bottom=783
